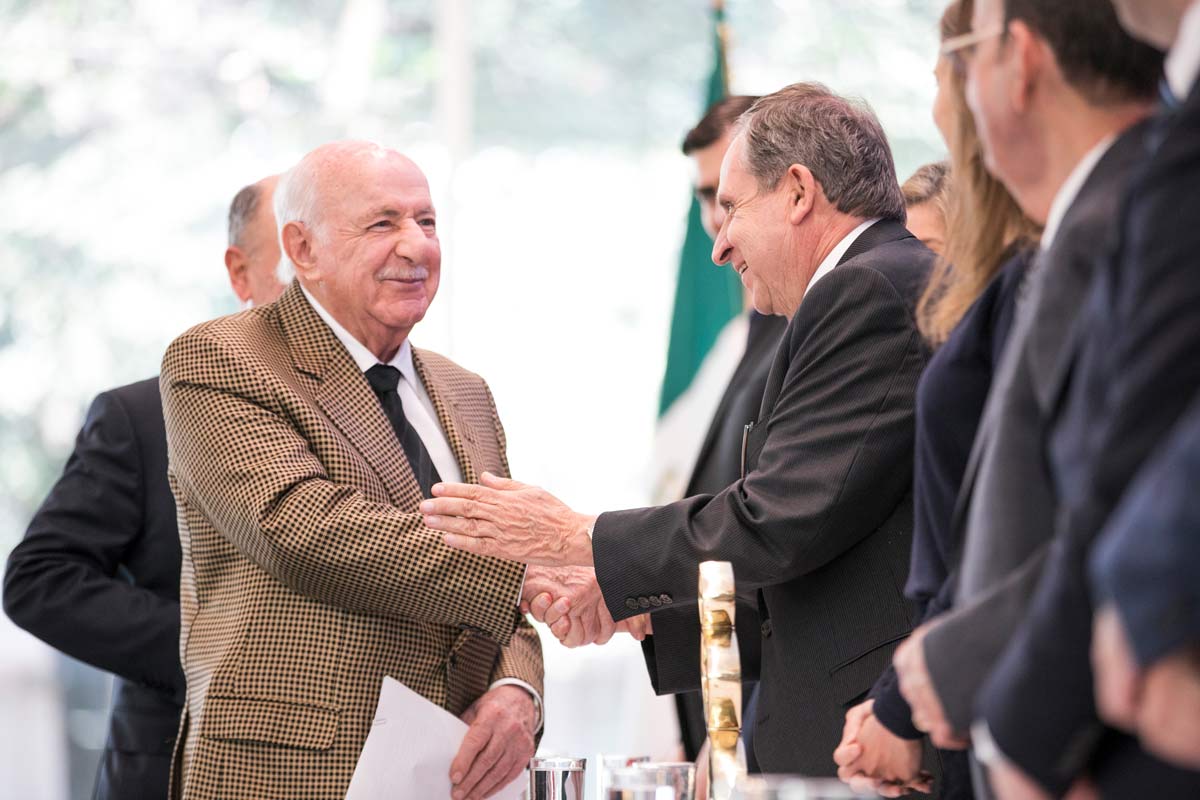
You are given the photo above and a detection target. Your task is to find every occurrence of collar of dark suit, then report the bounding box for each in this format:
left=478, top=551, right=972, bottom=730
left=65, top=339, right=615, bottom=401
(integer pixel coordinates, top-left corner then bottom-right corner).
left=837, top=218, right=914, bottom=266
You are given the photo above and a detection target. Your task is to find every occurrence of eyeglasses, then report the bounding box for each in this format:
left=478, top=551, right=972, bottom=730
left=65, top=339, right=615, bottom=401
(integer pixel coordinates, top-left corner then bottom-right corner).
left=940, top=24, right=1004, bottom=59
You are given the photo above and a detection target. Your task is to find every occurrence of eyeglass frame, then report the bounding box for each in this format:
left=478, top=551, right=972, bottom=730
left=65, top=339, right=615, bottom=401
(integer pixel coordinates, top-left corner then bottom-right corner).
left=939, top=23, right=1005, bottom=59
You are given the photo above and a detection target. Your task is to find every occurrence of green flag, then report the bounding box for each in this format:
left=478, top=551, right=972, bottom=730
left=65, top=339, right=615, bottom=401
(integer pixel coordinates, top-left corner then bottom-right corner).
left=658, top=2, right=744, bottom=416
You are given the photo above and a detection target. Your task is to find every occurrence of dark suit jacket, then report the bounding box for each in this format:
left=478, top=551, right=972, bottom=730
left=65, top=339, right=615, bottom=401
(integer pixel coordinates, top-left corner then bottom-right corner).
left=652, top=310, right=786, bottom=762
left=3, top=378, right=184, bottom=800
left=978, top=88, right=1200, bottom=796
left=594, top=219, right=933, bottom=775
left=1089, top=389, right=1200, bottom=665
left=920, top=123, right=1153, bottom=733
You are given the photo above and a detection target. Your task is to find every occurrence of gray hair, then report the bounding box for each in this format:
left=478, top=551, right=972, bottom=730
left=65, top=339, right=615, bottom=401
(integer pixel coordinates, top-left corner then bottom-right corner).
left=736, top=82, right=906, bottom=223
left=227, top=182, right=264, bottom=248
left=273, top=140, right=392, bottom=281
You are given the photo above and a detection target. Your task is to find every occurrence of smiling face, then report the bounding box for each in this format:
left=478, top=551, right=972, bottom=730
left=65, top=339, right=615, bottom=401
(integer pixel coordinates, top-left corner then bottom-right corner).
left=285, top=147, right=441, bottom=359
left=710, top=134, right=798, bottom=317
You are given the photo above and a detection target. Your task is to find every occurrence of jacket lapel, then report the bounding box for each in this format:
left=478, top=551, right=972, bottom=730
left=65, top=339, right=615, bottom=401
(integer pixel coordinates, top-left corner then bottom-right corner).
left=275, top=282, right=425, bottom=509
left=412, top=350, right=479, bottom=485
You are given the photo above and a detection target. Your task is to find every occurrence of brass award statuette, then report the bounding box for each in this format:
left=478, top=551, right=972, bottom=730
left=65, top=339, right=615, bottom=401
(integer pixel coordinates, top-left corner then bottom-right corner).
left=699, top=561, right=746, bottom=800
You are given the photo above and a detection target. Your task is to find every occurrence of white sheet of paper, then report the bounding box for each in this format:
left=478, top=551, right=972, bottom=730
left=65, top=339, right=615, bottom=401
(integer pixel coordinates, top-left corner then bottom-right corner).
left=345, top=676, right=527, bottom=800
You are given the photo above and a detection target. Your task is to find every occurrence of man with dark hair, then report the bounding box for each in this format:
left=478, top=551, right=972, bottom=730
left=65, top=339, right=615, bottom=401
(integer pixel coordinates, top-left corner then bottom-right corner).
left=2, top=177, right=284, bottom=800
left=423, top=82, right=936, bottom=777
left=682, top=95, right=759, bottom=238
left=885, top=0, right=1176, bottom=796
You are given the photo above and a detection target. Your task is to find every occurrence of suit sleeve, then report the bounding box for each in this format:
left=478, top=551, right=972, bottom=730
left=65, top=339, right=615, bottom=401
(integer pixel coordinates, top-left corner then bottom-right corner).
left=161, top=331, right=523, bottom=645
left=593, top=265, right=922, bottom=621
left=639, top=594, right=762, bottom=695
left=920, top=543, right=1050, bottom=732
left=1089, top=393, right=1200, bottom=667
left=2, top=391, right=185, bottom=697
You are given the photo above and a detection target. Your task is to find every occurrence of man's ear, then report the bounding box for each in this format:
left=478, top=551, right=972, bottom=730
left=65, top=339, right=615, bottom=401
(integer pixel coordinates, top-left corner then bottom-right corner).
left=281, top=221, right=319, bottom=279
left=1007, top=20, right=1042, bottom=113
left=224, top=246, right=251, bottom=303
left=784, top=164, right=817, bottom=226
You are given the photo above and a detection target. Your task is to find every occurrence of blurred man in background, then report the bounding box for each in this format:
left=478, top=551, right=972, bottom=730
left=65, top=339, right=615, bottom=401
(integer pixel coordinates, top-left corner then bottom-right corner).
left=2, top=176, right=283, bottom=800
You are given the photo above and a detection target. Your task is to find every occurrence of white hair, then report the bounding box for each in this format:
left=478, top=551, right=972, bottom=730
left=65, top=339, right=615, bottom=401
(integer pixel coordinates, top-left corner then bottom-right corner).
left=273, top=140, right=393, bottom=282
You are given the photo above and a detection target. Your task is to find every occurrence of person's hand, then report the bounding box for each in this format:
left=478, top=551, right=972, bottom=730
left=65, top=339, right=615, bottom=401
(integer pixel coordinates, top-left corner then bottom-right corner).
left=422, top=473, right=595, bottom=566
left=893, top=623, right=968, bottom=750
left=450, top=684, right=537, bottom=800
left=1134, top=645, right=1200, bottom=770
left=833, top=700, right=932, bottom=798
left=1090, top=604, right=1143, bottom=731
left=521, top=565, right=651, bottom=646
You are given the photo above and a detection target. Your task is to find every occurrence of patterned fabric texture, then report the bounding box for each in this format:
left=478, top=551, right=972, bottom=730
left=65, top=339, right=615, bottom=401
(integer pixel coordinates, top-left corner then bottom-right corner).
left=161, top=281, right=542, bottom=800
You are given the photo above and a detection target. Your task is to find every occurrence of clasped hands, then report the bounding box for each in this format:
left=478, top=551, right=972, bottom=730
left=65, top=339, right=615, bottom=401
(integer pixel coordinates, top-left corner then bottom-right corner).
left=421, top=472, right=651, bottom=647
left=833, top=699, right=932, bottom=798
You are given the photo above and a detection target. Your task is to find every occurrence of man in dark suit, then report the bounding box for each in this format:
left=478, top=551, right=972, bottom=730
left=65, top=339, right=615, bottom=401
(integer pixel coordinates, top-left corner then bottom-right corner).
left=422, top=82, right=935, bottom=778
left=967, top=1, right=1200, bottom=795
left=889, top=0, right=1163, bottom=775
left=2, top=175, right=283, bottom=799
left=651, top=93, right=786, bottom=766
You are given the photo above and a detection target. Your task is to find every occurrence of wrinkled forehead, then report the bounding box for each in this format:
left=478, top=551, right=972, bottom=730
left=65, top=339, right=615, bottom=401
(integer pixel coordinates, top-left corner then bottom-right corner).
left=323, top=152, right=434, bottom=216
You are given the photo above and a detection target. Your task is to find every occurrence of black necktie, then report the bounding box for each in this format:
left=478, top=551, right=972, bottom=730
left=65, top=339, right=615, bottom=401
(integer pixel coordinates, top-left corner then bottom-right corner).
left=364, top=364, right=442, bottom=498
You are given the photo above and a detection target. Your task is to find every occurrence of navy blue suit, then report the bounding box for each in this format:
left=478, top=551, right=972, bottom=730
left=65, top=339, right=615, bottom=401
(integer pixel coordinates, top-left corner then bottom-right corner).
left=4, top=378, right=183, bottom=800
left=977, top=81, right=1200, bottom=796
left=1090, top=390, right=1200, bottom=667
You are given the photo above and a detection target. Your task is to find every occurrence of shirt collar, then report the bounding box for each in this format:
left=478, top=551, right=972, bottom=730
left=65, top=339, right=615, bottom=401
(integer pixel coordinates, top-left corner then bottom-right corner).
left=1167, top=1, right=1200, bottom=102
left=805, top=217, right=882, bottom=298
left=300, top=283, right=416, bottom=381
left=1041, top=134, right=1116, bottom=251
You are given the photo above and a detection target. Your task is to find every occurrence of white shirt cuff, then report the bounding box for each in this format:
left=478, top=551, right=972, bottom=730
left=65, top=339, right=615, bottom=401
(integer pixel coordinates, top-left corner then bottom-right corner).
left=971, top=718, right=1007, bottom=767
left=489, top=678, right=544, bottom=733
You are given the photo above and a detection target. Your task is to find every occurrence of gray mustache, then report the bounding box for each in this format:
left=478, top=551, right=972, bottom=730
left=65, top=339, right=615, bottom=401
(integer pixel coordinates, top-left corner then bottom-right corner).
left=377, top=266, right=429, bottom=281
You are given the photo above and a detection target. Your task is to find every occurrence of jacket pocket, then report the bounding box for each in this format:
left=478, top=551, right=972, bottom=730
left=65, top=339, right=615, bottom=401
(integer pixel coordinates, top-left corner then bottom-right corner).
left=200, top=695, right=339, bottom=751
left=828, top=631, right=911, bottom=706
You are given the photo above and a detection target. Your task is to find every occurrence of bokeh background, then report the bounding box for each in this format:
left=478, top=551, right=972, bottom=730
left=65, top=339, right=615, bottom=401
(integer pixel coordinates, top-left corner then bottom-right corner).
left=0, top=0, right=946, bottom=796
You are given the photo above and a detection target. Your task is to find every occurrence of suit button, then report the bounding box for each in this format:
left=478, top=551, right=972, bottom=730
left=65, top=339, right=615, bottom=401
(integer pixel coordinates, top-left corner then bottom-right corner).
left=625, top=598, right=639, bottom=610
left=648, top=595, right=662, bottom=607
left=450, top=654, right=458, bottom=667
left=659, top=594, right=673, bottom=605
left=761, top=620, right=773, bottom=638
left=638, top=596, right=651, bottom=609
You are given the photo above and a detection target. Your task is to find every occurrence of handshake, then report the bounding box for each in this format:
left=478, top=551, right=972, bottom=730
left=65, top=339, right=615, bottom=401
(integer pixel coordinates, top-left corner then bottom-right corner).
left=520, top=565, right=653, bottom=647
left=418, top=472, right=654, bottom=648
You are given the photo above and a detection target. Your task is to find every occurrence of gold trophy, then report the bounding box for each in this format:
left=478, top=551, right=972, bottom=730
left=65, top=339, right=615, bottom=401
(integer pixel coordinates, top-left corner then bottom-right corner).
left=699, top=561, right=747, bottom=800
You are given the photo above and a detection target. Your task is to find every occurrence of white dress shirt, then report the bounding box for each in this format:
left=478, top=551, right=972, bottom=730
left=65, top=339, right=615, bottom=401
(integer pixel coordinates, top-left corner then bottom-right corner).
left=1041, top=134, right=1117, bottom=252
left=804, top=217, right=883, bottom=299
left=1167, top=0, right=1200, bottom=102
left=300, top=285, right=543, bottom=729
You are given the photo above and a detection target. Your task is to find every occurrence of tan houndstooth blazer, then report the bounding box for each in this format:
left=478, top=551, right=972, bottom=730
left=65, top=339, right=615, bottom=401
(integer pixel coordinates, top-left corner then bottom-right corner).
left=161, top=281, right=542, bottom=800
